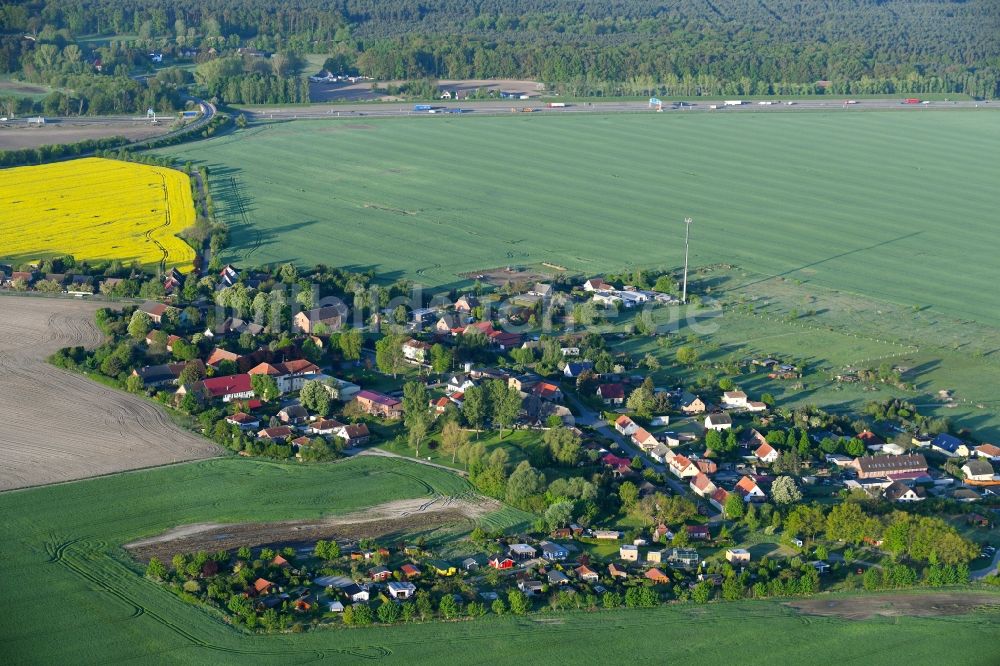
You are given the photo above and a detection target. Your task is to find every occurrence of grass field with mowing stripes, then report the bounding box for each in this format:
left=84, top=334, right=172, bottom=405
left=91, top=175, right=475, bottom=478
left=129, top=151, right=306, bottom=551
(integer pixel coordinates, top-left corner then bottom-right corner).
left=155, top=110, right=999, bottom=325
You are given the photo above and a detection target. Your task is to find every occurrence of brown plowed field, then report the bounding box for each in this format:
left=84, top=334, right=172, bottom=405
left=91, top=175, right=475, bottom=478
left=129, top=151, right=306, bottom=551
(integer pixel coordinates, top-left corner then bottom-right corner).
left=0, top=297, right=219, bottom=491
left=125, top=495, right=497, bottom=562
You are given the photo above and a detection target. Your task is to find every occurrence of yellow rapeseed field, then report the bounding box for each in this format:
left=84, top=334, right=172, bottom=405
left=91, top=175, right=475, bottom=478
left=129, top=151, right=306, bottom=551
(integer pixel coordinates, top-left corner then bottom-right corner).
left=0, top=157, right=197, bottom=271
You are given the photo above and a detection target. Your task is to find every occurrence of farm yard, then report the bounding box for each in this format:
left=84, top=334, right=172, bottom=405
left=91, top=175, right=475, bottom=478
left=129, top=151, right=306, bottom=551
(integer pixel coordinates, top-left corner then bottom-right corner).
left=1, top=453, right=997, bottom=665
left=0, top=157, right=197, bottom=271
left=0, top=297, right=218, bottom=490
left=153, top=110, right=1000, bottom=326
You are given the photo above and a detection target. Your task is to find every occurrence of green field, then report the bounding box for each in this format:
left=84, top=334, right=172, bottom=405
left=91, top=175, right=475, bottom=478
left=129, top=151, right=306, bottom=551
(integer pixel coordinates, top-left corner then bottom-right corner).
left=155, top=110, right=1000, bottom=325
left=3, top=455, right=999, bottom=663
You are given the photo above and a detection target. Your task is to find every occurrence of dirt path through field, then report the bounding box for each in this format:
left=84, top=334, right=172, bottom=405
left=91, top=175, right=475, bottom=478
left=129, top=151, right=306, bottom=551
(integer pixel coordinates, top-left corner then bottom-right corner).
left=125, top=494, right=498, bottom=562
left=787, top=592, right=1000, bottom=619
left=0, top=297, right=219, bottom=491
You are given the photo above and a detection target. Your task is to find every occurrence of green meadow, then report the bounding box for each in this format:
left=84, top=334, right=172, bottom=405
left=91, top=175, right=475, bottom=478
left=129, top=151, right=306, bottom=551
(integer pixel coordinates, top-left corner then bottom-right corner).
left=2, top=454, right=997, bottom=663
left=156, top=109, right=1000, bottom=325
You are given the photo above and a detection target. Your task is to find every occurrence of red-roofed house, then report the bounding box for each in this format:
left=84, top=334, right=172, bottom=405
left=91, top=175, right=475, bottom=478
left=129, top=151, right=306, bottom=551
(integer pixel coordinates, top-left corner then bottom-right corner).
left=695, top=459, right=718, bottom=475
left=615, top=415, right=639, bottom=436
left=206, top=347, right=241, bottom=368
left=645, top=568, right=670, bottom=583
left=632, top=428, right=659, bottom=451
left=975, top=444, right=1000, bottom=461
left=858, top=430, right=884, bottom=447
left=145, top=331, right=181, bottom=352
left=355, top=390, right=402, bottom=419
left=253, top=578, right=274, bottom=595
left=400, top=564, right=421, bottom=579
left=669, top=455, right=698, bottom=479
left=597, top=383, right=626, bottom=405
left=183, top=374, right=254, bottom=402
left=710, top=488, right=730, bottom=512
left=755, top=441, right=779, bottom=464
left=488, top=556, right=515, bottom=570
left=248, top=359, right=320, bottom=393
left=686, top=525, right=710, bottom=541
left=258, top=426, right=293, bottom=441
left=690, top=473, right=717, bottom=497
left=226, top=412, right=260, bottom=430
left=583, top=278, right=612, bottom=292
left=734, top=476, right=766, bottom=502
left=337, top=423, right=371, bottom=447
left=532, top=382, right=563, bottom=402
left=430, top=396, right=451, bottom=415
left=602, top=453, right=632, bottom=469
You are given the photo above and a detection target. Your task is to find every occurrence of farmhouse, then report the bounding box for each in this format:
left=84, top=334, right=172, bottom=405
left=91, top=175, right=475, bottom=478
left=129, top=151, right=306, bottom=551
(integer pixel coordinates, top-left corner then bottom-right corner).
left=690, top=473, right=717, bottom=497
left=852, top=454, right=928, bottom=480
left=597, top=383, right=626, bottom=405
left=402, top=339, right=432, bottom=363
left=615, top=415, right=639, bottom=435
left=974, top=444, right=1000, bottom=461
left=183, top=374, right=254, bottom=402
left=632, top=428, right=659, bottom=451
left=257, top=426, right=292, bottom=441
left=354, top=390, right=403, bottom=419
left=337, top=423, right=371, bottom=447
left=883, top=481, right=927, bottom=502
left=721, top=391, right=748, bottom=408
left=734, top=476, right=766, bottom=502
left=668, top=454, right=698, bottom=479
left=139, top=301, right=175, bottom=324
left=931, top=433, right=969, bottom=457
left=755, top=441, right=780, bottom=464
left=132, top=362, right=186, bottom=388
left=226, top=412, right=260, bottom=430
left=645, top=568, right=670, bottom=584
left=293, top=305, right=344, bottom=334
left=962, top=459, right=996, bottom=483
left=206, top=347, right=240, bottom=368
left=680, top=394, right=706, bottom=415
left=248, top=359, right=321, bottom=394
left=705, top=412, right=733, bottom=431
left=308, top=418, right=344, bottom=435
left=583, top=278, right=612, bottom=292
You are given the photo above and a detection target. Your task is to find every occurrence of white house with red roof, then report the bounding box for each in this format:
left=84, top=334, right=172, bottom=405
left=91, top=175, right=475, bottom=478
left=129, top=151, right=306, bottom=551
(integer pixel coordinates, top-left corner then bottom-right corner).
left=615, top=415, right=639, bottom=436
left=668, top=454, right=699, bottom=479
left=710, top=488, right=730, bottom=512
left=597, top=383, right=626, bottom=405
left=734, top=476, right=766, bottom=502
left=226, top=412, right=260, bottom=430
left=690, top=473, right=717, bottom=497
left=583, top=277, right=612, bottom=292
left=632, top=428, right=659, bottom=451
left=181, top=374, right=254, bottom=402
left=248, top=359, right=320, bottom=393
left=755, top=441, right=780, bottom=464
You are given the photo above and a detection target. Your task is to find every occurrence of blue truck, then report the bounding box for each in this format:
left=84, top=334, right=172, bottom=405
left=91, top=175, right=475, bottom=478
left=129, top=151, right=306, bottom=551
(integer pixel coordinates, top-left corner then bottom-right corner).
left=413, top=104, right=433, bottom=111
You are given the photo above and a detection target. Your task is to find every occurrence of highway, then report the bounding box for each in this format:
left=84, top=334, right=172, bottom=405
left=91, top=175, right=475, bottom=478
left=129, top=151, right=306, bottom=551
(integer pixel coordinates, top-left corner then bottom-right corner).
left=240, top=97, right=989, bottom=121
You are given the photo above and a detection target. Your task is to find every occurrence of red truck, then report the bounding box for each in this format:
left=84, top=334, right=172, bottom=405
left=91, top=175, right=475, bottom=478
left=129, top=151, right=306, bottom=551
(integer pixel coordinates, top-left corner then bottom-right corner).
left=903, top=98, right=921, bottom=104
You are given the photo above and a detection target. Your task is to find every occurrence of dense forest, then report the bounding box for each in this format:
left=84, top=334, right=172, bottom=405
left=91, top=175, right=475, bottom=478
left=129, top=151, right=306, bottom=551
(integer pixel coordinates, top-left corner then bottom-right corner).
left=1, top=0, right=998, bottom=109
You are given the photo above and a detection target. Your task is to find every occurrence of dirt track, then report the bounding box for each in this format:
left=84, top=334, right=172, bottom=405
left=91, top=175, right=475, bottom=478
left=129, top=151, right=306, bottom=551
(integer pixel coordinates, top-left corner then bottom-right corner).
left=125, top=495, right=497, bottom=562
left=0, top=297, right=219, bottom=491
left=787, top=592, right=1000, bottom=620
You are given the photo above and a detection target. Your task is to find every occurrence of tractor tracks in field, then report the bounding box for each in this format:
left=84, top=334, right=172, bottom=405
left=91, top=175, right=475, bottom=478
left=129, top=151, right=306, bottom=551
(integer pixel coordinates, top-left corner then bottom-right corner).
left=45, top=537, right=392, bottom=660
left=228, top=176, right=261, bottom=261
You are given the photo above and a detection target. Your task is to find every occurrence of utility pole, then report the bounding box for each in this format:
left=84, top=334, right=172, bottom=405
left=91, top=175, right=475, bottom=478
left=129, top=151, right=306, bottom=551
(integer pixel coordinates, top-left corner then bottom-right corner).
left=682, top=217, right=693, bottom=304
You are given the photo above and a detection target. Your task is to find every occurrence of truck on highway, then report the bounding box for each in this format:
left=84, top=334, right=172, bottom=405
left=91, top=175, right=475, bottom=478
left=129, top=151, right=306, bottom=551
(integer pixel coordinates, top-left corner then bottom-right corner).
left=547, top=102, right=567, bottom=108
left=903, top=98, right=921, bottom=104
left=724, top=100, right=743, bottom=106
left=413, top=104, right=433, bottom=111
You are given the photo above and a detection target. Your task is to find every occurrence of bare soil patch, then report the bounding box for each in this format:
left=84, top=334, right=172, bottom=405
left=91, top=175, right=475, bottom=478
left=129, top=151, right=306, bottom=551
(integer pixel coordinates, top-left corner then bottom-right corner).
left=786, top=592, right=1000, bottom=620
left=0, top=297, right=219, bottom=491
left=460, top=265, right=552, bottom=287
left=125, top=495, right=497, bottom=562
left=0, top=120, right=170, bottom=151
